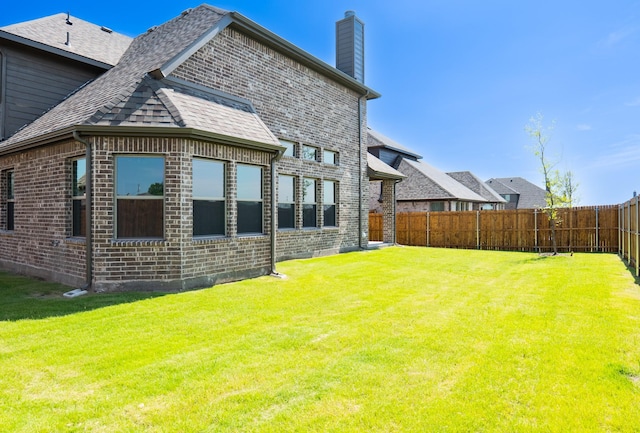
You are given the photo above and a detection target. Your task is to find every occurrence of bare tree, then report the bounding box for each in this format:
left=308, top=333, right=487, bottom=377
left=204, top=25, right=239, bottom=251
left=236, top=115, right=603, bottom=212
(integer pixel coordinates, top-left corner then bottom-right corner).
left=526, top=113, right=563, bottom=255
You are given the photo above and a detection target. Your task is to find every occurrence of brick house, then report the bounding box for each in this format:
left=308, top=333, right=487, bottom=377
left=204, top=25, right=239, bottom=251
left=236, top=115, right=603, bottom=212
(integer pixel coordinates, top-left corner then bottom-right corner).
left=0, top=5, right=396, bottom=291
left=367, top=128, right=500, bottom=212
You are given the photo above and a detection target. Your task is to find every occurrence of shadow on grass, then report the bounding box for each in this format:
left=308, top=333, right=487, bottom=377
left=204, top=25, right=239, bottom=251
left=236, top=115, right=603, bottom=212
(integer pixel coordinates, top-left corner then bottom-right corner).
left=0, top=272, right=167, bottom=321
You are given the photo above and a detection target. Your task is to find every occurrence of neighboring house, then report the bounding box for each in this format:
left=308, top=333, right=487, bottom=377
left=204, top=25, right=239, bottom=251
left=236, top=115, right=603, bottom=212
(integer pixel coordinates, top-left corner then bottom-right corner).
left=367, top=128, right=490, bottom=212
left=447, top=171, right=506, bottom=210
left=0, top=5, right=394, bottom=291
left=485, top=177, right=547, bottom=209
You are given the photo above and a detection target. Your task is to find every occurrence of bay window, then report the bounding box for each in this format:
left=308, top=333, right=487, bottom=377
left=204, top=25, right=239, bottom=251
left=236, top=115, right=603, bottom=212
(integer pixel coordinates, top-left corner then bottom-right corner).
left=237, top=164, right=263, bottom=234
left=193, top=158, right=225, bottom=236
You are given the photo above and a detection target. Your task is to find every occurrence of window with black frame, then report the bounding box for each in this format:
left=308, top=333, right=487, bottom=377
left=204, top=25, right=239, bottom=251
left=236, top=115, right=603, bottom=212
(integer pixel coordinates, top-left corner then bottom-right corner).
left=193, top=158, right=225, bottom=237
left=323, top=180, right=337, bottom=227
left=302, top=177, right=317, bottom=228
left=6, top=170, right=14, bottom=231
left=115, top=156, right=164, bottom=239
left=72, top=158, right=86, bottom=237
left=237, top=164, right=263, bottom=234
left=278, top=175, right=295, bottom=229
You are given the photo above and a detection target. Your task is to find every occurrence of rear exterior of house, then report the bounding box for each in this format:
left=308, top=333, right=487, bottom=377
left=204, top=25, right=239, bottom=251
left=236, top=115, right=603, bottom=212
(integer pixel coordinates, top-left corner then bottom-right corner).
left=0, top=6, right=382, bottom=291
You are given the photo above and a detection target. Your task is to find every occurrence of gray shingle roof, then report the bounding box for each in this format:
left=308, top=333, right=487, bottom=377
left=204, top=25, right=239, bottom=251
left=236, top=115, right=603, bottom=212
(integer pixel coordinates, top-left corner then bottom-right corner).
left=0, top=13, right=132, bottom=66
left=447, top=171, right=506, bottom=203
left=367, top=128, right=422, bottom=160
left=0, top=4, right=377, bottom=152
left=486, top=177, right=547, bottom=209
left=397, top=159, right=487, bottom=202
left=367, top=153, right=406, bottom=180
left=0, top=5, right=283, bottom=150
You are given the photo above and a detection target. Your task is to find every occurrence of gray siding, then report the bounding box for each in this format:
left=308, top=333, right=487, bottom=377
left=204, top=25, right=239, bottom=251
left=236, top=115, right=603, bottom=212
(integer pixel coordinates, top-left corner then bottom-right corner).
left=0, top=42, right=103, bottom=140
left=335, top=14, right=364, bottom=83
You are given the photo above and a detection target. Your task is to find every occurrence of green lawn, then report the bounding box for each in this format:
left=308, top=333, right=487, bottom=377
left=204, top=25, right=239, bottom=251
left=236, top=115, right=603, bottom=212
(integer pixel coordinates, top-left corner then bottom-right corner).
left=1, top=247, right=639, bottom=432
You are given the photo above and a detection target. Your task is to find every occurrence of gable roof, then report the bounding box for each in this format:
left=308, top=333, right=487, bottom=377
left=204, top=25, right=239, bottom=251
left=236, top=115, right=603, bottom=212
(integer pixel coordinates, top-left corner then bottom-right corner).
left=367, top=128, right=422, bottom=160
left=397, top=159, right=487, bottom=202
left=447, top=171, right=506, bottom=203
left=0, top=4, right=379, bottom=153
left=0, top=13, right=132, bottom=68
left=367, top=153, right=406, bottom=180
left=486, top=177, right=547, bottom=209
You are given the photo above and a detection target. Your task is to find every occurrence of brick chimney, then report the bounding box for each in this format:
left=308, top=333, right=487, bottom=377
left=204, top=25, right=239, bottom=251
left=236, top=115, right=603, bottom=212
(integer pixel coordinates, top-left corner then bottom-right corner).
left=336, top=11, right=365, bottom=83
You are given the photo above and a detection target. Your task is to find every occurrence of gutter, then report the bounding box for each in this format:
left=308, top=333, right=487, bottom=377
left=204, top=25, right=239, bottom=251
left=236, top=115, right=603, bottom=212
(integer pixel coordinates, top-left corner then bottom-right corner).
left=358, top=90, right=370, bottom=249
left=270, top=148, right=285, bottom=275
left=72, top=131, right=93, bottom=290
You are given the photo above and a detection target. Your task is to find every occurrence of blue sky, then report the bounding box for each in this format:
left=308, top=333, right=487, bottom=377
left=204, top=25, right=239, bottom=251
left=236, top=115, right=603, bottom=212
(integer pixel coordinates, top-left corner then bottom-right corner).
left=3, top=0, right=639, bottom=205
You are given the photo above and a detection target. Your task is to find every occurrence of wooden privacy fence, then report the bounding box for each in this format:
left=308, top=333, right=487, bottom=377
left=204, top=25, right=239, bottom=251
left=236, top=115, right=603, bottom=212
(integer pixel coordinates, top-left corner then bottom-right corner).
left=619, top=197, right=640, bottom=278
left=369, top=205, right=619, bottom=253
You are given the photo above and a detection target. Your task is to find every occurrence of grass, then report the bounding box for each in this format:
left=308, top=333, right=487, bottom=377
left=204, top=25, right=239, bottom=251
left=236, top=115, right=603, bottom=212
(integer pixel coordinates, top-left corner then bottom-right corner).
left=1, top=247, right=639, bottom=432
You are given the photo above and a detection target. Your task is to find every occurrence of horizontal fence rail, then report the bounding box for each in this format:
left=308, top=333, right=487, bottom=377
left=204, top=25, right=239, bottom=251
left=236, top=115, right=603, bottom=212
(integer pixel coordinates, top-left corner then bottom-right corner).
left=370, top=205, right=619, bottom=253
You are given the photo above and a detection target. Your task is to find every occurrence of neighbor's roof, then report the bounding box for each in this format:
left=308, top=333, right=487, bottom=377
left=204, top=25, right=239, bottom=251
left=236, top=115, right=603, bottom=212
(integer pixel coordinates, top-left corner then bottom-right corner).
left=367, top=153, right=406, bottom=180
left=367, top=128, right=422, bottom=160
left=398, top=159, right=487, bottom=202
left=447, top=171, right=506, bottom=203
left=486, top=177, right=547, bottom=209
left=0, top=13, right=132, bottom=67
left=0, top=4, right=379, bottom=153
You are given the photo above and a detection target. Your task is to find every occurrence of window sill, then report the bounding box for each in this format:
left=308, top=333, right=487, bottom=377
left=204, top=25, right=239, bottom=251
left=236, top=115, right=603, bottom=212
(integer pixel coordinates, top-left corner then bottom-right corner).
left=65, top=237, right=86, bottom=245
left=193, top=235, right=228, bottom=244
left=0, top=230, right=14, bottom=235
left=111, top=239, right=165, bottom=247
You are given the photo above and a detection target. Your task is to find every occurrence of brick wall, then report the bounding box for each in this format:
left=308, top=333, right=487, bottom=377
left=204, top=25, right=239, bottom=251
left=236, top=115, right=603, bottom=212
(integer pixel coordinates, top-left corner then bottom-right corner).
left=0, top=140, right=87, bottom=287
left=171, top=27, right=369, bottom=260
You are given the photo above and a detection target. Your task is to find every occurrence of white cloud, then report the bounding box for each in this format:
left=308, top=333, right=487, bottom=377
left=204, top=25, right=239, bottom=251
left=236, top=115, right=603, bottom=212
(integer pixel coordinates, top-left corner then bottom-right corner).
left=576, top=124, right=592, bottom=131
left=625, top=97, right=640, bottom=107
left=587, top=134, right=640, bottom=170
left=599, top=26, right=636, bottom=48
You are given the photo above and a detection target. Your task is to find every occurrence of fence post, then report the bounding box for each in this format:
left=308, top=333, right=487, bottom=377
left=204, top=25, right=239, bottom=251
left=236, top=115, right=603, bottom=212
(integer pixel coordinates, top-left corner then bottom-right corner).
left=476, top=211, right=480, bottom=250
left=595, top=206, right=599, bottom=253
left=635, top=196, right=639, bottom=277
left=534, top=209, right=538, bottom=253
left=619, top=205, right=622, bottom=258
left=426, top=211, right=430, bottom=247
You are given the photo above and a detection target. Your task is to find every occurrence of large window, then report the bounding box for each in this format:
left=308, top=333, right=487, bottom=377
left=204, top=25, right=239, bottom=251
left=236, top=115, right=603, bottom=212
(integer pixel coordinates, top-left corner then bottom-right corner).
left=5, top=170, right=14, bottom=231
left=323, top=180, right=337, bottom=227
left=302, top=177, right=317, bottom=228
left=237, top=164, right=263, bottom=234
left=115, top=156, right=164, bottom=239
left=72, top=158, right=86, bottom=237
left=193, top=159, right=225, bottom=236
left=278, top=175, right=295, bottom=229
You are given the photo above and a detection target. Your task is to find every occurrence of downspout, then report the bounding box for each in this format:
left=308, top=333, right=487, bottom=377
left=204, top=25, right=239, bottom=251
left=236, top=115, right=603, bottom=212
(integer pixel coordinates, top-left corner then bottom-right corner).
left=270, top=148, right=285, bottom=275
left=358, top=91, right=370, bottom=249
left=73, top=131, right=92, bottom=289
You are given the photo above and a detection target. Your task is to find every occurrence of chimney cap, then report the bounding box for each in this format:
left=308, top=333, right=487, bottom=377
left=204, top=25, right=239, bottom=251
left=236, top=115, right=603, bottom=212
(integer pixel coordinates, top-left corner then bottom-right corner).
left=344, top=10, right=356, bottom=18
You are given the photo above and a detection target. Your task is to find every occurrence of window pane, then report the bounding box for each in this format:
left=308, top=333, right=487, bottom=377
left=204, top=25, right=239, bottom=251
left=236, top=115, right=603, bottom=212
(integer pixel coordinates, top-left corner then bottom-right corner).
left=323, top=204, right=336, bottom=227
left=278, top=175, right=294, bottom=203
left=303, top=204, right=317, bottom=228
left=237, top=165, right=262, bottom=200
left=7, top=201, right=14, bottom=231
left=302, top=145, right=317, bottom=161
left=193, top=200, right=225, bottom=236
left=116, top=156, right=164, bottom=197
left=73, top=198, right=86, bottom=237
left=237, top=201, right=262, bottom=234
left=73, top=159, right=86, bottom=197
left=279, top=139, right=295, bottom=157
left=193, top=159, right=224, bottom=198
left=7, top=171, right=14, bottom=199
left=302, top=178, right=315, bottom=204
left=278, top=203, right=295, bottom=229
left=323, top=181, right=335, bottom=204
left=323, top=150, right=336, bottom=165
left=117, top=199, right=163, bottom=238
